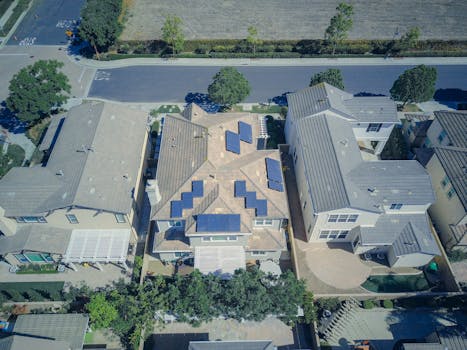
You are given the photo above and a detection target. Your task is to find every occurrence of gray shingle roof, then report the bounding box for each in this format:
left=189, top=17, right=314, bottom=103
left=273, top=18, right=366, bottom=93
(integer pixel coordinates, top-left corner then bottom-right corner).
left=433, top=146, right=467, bottom=210
left=189, top=340, right=275, bottom=350
left=13, top=314, right=88, bottom=350
left=402, top=326, right=467, bottom=350
left=342, top=96, right=398, bottom=123
left=0, top=335, right=69, bottom=350
left=434, top=110, right=467, bottom=148
left=360, top=213, right=439, bottom=256
left=38, top=114, right=66, bottom=152
left=0, top=225, right=71, bottom=255
left=0, top=102, right=148, bottom=216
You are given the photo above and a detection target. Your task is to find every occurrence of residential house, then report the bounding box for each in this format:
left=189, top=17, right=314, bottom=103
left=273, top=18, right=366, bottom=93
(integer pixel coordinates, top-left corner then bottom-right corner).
left=0, top=101, right=149, bottom=271
left=414, top=111, right=467, bottom=252
left=146, top=104, right=289, bottom=275
left=285, top=83, right=440, bottom=268
left=0, top=313, right=89, bottom=350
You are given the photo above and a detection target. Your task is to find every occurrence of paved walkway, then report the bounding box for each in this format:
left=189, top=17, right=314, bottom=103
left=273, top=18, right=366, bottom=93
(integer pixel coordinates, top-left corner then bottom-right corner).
left=74, top=55, right=467, bottom=69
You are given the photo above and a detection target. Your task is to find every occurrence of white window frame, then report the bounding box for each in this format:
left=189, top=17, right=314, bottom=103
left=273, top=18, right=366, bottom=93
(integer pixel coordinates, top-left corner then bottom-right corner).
left=319, top=230, right=350, bottom=239
left=328, top=214, right=358, bottom=223
left=441, top=175, right=450, bottom=188
left=201, top=236, right=238, bottom=242
left=168, top=220, right=183, bottom=227
left=174, top=252, right=190, bottom=258
left=115, top=213, right=126, bottom=223
left=254, top=219, right=273, bottom=226
left=367, top=123, right=382, bottom=132
left=447, top=188, right=455, bottom=199
left=251, top=251, right=267, bottom=256
left=66, top=214, right=79, bottom=224
left=390, top=203, right=403, bottom=210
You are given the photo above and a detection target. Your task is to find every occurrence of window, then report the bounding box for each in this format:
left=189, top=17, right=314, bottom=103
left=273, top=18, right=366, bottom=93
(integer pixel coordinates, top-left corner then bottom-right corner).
left=319, top=230, right=349, bottom=239
left=174, top=252, right=190, bottom=258
left=437, top=130, right=447, bottom=143
left=366, top=123, right=382, bottom=132
left=390, top=203, right=403, bottom=210
left=14, top=254, right=28, bottom=263
left=16, top=216, right=47, bottom=223
left=168, top=220, right=183, bottom=227
left=441, top=175, right=450, bottom=188
left=328, top=214, right=358, bottom=223
left=447, top=188, right=456, bottom=199
left=254, top=219, right=273, bottom=226
left=352, top=236, right=360, bottom=248
left=423, top=138, right=432, bottom=148
left=115, top=214, right=126, bottom=223
left=251, top=251, right=267, bottom=256
left=66, top=214, right=79, bottom=224
left=202, top=236, right=238, bottom=242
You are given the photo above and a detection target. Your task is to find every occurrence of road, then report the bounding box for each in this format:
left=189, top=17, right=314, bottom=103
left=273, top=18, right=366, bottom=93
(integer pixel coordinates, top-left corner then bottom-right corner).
left=88, top=65, right=467, bottom=103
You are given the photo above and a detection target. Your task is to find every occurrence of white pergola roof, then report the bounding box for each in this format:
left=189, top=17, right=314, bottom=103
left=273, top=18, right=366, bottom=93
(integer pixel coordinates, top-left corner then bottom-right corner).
left=63, top=229, right=130, bottom=263
left=194, top=246, right=245, bottom=276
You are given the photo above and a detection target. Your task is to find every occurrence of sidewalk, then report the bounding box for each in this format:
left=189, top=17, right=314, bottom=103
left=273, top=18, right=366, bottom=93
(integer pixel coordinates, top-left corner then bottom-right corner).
left=73, top=55, right=467, bottom=69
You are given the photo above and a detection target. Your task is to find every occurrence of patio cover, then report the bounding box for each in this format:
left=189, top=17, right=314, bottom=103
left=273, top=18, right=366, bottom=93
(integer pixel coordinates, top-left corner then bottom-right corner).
left=62, top=229, right=130, bottom=263
left=194, top=246, right=245, bottom=276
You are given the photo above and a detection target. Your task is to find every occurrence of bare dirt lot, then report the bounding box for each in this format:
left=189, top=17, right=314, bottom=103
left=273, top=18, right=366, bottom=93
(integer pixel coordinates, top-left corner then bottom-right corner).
left=121, top=0, right=467, bottom=41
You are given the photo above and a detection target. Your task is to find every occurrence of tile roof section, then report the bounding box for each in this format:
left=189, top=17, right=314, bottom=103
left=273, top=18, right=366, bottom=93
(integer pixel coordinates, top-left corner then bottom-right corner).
left=434, top=110, right=467, bottom=148
left=0, top=335, right=69, bottom=350
left=189, top=340, right=275, bottom=350
left=433, top=146, right=467, bottom=210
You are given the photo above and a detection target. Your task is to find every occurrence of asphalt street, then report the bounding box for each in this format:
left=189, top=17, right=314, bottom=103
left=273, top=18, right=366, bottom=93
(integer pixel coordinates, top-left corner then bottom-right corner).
left=7, top=0, right=84, bottom=46
left=88, top=65, right=467, bottom=103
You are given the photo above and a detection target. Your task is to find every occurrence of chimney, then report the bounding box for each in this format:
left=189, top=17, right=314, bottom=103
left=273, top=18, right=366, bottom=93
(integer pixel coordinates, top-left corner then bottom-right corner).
left=146, top=179, right=161, bottom=206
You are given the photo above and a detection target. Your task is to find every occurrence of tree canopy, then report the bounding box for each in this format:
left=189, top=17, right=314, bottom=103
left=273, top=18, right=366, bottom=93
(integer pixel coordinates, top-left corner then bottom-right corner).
left=309, top=68, right=344, bottom=89
left=390, top=65, right=437, bottom=104
left=246, top=26, right=262, bottom=55
left=79, top=0, right=123, bottom=57
left=86, top=293, right=118, bottom=329
left=6, top=60, right=70, bottom=124
left=391, top=27, right=420, bottom=54
left=208, top=67, right=251, bottom=107
left=324, top=2, right=354, bottom=54
left=161, top=15, right=185, bottom=55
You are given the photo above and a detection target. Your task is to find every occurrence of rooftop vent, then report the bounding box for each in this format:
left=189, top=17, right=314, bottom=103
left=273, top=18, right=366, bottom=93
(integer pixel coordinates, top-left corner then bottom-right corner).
left=56, top=170, right=64, bottom=176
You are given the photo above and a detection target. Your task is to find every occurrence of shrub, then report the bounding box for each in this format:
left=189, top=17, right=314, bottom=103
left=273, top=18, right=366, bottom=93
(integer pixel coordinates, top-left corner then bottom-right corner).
left=316, top=298, right=341, bottom=312
left=258, top=44, right=275, bottom=52
left=363, top=300, right=375, bottom=309
left=275, top=44, right=293, bottom=52
left=448, top=249, right=467, bottom=262
left=382, top=299, right=394, bottom=308
left=195, top=44, right=210, bottom=54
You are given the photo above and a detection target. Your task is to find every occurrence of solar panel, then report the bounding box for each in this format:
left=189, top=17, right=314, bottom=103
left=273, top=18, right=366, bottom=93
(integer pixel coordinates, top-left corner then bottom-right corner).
left=181, top=192, right=193, bottom=209
left=238, top=121, right=253, bottom=144
left=268, top=180, right=284, bottom=192
left=192, top=180, right=204, bottom=197
left=245, top=191, right=257, bottom=208
left=234, top=180, right=247, bottom=197
left=225, top=131, right=241, bottom=154
left=170, top=200, right=183, bottom=218
left=196, top=214, right=241, bottom=232
left=255, top=199, right=268, bottom=217
left=265, top=157, right=282, bottom=182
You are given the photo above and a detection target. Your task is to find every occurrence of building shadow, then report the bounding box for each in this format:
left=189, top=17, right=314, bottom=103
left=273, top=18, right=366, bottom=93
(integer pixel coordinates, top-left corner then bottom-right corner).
left=0, top=106, right=27, bottom=134
left=184, top=92, right=221, bottom=113
left=271, top=92, right=291, bottom=106
left=144, top=332, right=209, bottom=350
left=433, top=88, right=467, bottom=109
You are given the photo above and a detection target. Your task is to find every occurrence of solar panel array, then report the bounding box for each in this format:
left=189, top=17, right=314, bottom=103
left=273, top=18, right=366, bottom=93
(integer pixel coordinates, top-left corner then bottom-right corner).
left=225, top=130, right=240, bottom=154
left=196, top=214, right=241, bottom=232
left=265, top=158, right=284, bottom=192
left=238, top=121, right=253, bottom=143
left=170, top=181, right=204, bottom=218
left=233, top=180, right=268, bottom=217
left=225, top=120, right=254, bottom=154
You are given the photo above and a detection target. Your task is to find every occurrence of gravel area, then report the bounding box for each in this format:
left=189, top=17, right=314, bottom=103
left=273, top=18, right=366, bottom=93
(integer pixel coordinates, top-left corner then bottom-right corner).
left=121, top=0, right=467, bottom=41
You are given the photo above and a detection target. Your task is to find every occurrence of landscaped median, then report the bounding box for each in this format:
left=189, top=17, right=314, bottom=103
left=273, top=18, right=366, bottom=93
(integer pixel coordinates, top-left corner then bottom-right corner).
left=0, top=0, right=31, bottom=37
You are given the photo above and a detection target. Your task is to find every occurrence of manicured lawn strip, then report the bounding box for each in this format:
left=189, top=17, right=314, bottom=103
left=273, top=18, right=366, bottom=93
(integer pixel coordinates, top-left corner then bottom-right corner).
left=251, top=105, right=282, bottom=114
left=0, top=0, right=15, bottom=17
left=157, top=105, right=181, bottom=113
left=362, top=274, right=430, bottom=293
left=0, top=0, right=31, bottom=36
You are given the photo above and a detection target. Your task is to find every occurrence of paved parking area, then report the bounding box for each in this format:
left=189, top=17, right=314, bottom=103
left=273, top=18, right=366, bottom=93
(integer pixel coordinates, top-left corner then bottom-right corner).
left=7, top=0, right=84, bottom=46
left=121, top=0, right=467, bottom=40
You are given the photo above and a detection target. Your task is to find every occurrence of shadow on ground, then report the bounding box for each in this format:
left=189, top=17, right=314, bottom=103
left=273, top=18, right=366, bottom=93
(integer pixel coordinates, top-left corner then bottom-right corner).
left=185, top=92, right=220, bottom=113
left=434, top=88, right=467, bottom=109
left=0, top=106, right=26, bottom=134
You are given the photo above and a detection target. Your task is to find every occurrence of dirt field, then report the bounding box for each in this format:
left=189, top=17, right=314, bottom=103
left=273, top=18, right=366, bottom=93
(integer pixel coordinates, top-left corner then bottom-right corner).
left=120, top=0, right=467, bottom=41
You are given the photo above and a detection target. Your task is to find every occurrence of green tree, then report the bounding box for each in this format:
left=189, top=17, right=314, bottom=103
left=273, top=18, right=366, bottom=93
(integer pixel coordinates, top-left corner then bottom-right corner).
left=161, top=15, right=185, bottom=56
left=303, top=291, right=317, bottom=324
left=397, top=27, right=420, bottom=51
left=309, top=68, right=344, bottom=89
left=390, top=65, right=437, bottom=105
left=246, top=26, right=262, bottom=55
left=6, top=60, right=70, bottom=124
left=0, top=144, right=25, bottom=178
left=86, top=293, right=118, bottom=329
left=79, top=0, right=123, bottom=58
left=324, top=2, right=354, bottom=55
left=269, top=271, right=306, bottom=324
left=208, top=67, right=251, bottom=108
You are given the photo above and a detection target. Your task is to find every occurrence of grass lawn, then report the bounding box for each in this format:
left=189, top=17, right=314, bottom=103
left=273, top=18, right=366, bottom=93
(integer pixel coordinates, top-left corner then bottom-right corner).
left=0, top=0, right=31, bottom=36
left=0, top=281, right=64, bottom=301
left=157, top=105, right=181, bottom=113
left=402, top=103, right=422, bottom=112
left=362, top=274, right=430, bottom=293
left=251, top=104, right=283, bottom=114
left=84, top=332, right=94, bottom=344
